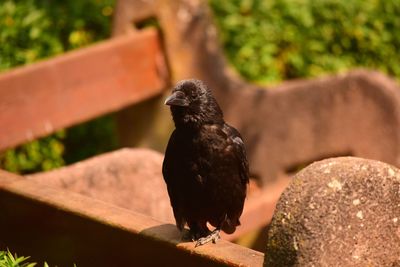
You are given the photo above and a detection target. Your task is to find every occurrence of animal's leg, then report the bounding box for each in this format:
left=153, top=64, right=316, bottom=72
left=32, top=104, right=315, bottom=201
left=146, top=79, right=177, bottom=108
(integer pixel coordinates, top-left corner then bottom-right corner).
left=194, top=228, right=221, bottom=247
left=187, top=221, right=210, bottom=241
left=195, top=215, right=227, bottom=247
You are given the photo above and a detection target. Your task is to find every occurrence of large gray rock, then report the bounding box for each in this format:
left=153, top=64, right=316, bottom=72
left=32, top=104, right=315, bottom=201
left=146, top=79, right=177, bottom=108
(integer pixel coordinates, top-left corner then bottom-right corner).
left=265, top=157, right=400, bottom=267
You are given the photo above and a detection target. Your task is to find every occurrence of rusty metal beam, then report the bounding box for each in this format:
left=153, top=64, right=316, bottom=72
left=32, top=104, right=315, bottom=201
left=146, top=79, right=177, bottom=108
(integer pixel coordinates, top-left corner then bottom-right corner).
left=0, top=29, right=167, bottom=152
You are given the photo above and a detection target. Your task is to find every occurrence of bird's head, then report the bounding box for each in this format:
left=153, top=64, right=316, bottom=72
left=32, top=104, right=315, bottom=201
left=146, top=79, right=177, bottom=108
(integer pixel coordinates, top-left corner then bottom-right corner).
left=165, top=79, right=223, bottom=129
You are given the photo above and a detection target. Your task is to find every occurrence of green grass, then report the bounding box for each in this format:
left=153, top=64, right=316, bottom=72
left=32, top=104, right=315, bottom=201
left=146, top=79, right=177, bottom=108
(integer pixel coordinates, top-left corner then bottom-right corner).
left=0, top=250, right=77, bottom=267
left=0, top=250, right=43, bottom=267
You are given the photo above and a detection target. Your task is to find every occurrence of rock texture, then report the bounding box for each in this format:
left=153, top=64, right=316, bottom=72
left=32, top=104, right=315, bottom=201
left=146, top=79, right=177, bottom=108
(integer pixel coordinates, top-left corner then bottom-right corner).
left=27, top=148, right=174, bottom=223
left=264, top=157, right=400, bottom=267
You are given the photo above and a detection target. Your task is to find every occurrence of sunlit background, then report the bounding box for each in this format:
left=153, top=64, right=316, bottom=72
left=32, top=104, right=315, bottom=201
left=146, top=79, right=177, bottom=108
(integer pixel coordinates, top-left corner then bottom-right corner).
left=1, top=0, right=399, bottom=174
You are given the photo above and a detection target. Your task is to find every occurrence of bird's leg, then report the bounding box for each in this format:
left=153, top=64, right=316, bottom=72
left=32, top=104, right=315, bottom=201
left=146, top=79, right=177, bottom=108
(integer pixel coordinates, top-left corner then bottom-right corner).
left=194, top=214, right=228, bottom=247
left=195, top=228, right=221, bottom=247
left=187, top=221, right=210, bottom=242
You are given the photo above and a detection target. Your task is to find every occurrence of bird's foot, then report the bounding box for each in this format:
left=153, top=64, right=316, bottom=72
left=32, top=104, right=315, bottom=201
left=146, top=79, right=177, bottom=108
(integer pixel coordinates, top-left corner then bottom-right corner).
left=195, top=229, right=220, bottom=247
left=185, top=229, right=211, bottom=242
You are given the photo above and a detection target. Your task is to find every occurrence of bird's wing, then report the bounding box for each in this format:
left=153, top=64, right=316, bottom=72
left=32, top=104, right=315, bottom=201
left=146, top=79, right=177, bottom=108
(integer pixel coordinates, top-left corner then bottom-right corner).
left=162, top=130, right=185, bottom=230
left=222, top=124, right=250, bottom=186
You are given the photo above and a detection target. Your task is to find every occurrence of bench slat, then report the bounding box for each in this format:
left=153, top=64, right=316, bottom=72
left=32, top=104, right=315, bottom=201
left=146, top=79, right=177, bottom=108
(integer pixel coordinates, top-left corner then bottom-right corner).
left=0, top=29, right=167, bottom=151
left=0, top=170, right=264, bottom=267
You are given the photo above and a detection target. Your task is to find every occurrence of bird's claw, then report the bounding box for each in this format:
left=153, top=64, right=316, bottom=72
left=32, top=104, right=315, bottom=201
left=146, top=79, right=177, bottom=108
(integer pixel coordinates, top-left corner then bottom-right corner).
left=194, top=230, right=220, bottom=247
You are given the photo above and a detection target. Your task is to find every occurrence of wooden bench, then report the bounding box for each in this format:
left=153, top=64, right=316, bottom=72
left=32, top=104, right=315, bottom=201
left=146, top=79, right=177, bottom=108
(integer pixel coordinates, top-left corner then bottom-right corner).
left=0, top=169, right=263, bottom=266
left=0, top=2, right=269, bottom=266
left=2, top=0, right=400, bottom=266
left=0, top=30, right=165, bottom=151
left=112, top=0, right=400, bottom=185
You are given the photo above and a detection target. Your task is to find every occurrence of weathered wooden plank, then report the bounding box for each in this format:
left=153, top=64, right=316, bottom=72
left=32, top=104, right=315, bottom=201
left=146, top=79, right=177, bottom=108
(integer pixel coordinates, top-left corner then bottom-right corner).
left=0, top=29, right=167, bottom=151
left=0, top=170, right=263, bottom=267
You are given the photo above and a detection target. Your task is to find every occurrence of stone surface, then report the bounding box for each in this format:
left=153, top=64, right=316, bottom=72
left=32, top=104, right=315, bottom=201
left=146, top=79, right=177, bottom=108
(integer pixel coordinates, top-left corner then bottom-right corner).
left=264, top=157, right=400, bottom=267
left=27, top=148, right=174, bottom=223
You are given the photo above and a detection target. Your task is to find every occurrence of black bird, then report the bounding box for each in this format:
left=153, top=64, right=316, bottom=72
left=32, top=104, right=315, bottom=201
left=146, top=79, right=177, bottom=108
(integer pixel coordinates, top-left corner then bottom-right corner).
left=162, top=79, right=249, bottom=247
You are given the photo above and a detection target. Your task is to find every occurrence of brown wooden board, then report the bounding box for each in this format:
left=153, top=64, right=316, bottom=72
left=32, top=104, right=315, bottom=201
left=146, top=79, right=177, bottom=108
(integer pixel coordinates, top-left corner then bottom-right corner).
left=0, top=29, right=167, bottom=151
left=0, top=170, right=264, bottom=267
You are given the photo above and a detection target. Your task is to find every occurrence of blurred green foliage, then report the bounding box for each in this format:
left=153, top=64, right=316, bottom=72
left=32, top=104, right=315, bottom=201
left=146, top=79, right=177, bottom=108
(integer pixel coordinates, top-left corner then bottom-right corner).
left=0, top=0, right=115, bottom=174
left=0, top=132, right=66, bottom=173
left=0, top=0, right=113, bottom=69
left=210, top=0, right=400, bottom=83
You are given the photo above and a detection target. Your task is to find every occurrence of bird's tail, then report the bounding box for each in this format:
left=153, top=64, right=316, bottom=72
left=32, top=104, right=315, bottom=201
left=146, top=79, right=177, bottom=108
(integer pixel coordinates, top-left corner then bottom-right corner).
left=221, top=218, right=240, bottom=234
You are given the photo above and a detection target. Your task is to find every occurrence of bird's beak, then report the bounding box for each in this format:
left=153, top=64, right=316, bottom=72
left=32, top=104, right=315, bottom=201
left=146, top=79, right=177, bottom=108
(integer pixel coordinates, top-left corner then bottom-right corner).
left=164, top=91, right=189, bottom=107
